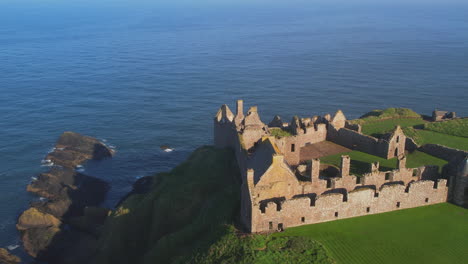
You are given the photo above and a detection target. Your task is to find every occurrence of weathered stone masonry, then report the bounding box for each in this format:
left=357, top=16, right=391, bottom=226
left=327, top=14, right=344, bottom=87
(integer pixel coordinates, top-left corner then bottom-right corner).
left=214, top=100, right=466, bottom=233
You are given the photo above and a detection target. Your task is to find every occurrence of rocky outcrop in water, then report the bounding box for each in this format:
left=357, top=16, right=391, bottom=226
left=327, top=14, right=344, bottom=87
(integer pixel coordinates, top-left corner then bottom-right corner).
left=0, top=248, right=20, bottom=264
left=17, top=132, right=113, bottom=263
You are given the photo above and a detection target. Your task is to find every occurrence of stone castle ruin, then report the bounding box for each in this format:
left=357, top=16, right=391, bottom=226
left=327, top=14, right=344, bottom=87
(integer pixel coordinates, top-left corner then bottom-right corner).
left=214, top=100, right=468, bottom=233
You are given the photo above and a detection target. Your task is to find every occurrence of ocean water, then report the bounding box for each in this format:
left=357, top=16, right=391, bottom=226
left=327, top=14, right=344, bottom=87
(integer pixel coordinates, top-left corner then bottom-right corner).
left=1, top=1, right=467, bottom=260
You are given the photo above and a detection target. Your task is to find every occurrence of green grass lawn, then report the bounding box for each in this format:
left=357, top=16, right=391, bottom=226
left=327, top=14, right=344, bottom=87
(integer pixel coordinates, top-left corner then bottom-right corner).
left=406, top=150, right=448, bottom=170
left=320, top=151, right=398, bottom=176
left=423, top=118, right=468, bottom=138
left=351, top=108, right=422, bottom=125
left=320, top=150, right=447, bottom=176
left=269, top=127, right=293, bottom=138
left=275, top=203, right=468, bottom=264
left=404, top=128, right=468, bottom=151
left=360, top=118, right=426, bottom=138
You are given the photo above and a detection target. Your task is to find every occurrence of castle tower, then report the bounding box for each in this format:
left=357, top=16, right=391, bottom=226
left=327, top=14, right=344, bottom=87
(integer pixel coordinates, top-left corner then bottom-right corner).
left=310, top=159, right=320, bottom=182
left=291, top=116, right=304, bottom=135
left=330, top=110, right=346, bottom=129
left=341, top=155, right=350, bottom=177
left=213, top=104, right=235, bottom=148
left=234, top=99, right=244, bottom=128
left=240, top=106, right=268, bottom=150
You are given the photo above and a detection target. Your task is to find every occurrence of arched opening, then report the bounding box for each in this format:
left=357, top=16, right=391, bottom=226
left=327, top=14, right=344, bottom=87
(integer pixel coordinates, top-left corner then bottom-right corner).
left=394, top=148, right=398, bottom=157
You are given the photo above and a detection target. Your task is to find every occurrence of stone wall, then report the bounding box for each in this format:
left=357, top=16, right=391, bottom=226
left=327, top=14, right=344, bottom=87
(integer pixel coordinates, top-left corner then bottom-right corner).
left=328, top=126, right=380, bottom=154
left=419, top=144, right=467, bottom=162
left=214, top=101, right=453, bottom=233
left=251, top=179, right=448, bottom=232
left=274, top=124, right=328, bottom=165
left=327, top=126, right=405, bottom=159
left=249, top=155, right=447, bottom=232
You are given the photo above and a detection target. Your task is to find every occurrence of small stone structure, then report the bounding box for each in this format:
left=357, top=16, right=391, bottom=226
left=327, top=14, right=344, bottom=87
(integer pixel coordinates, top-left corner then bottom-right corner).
left=432, top=110, right=456, bottom=121
left=214, top=100, right=465, bottom=232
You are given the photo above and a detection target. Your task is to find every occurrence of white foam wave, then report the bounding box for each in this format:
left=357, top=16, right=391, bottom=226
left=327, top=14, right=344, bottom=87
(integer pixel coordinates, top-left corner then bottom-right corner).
left=41, top=159, right=54, bottom=167
left=7, top=244, right=19, bottom=251
left=76, top=166, right=85, bottom=173
left=39, top=197, right=47, bottom=201
left=41, top=162, right=55, bottom=167
left=164, top=148, right=174, bottom=152
left=31, top=176, right=38, bottom=181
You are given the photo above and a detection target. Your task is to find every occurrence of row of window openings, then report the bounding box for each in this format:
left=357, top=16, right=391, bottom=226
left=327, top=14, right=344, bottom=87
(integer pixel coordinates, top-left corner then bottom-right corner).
left=269, top=198, right=429, bottom=230
left=293, top=141, right=401, bottom=153
left=333, top=171, right=417, bottom=186
left=322, top=169, right=418, bottom=187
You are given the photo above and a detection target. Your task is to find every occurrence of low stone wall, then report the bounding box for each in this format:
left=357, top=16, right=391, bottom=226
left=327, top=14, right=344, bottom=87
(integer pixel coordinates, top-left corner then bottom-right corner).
left=251, top=179, right=448, bottom=232
left=419, top=144, right=467, bottom=162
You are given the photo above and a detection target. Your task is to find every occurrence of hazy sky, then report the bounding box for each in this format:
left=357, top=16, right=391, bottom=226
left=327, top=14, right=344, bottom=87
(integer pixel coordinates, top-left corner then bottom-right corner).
left=3, top=0, right=468, bottom=5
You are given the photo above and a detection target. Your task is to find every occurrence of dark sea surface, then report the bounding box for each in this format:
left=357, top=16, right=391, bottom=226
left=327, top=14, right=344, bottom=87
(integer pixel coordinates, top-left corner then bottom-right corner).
left=1, top=1, right=467, bottom=260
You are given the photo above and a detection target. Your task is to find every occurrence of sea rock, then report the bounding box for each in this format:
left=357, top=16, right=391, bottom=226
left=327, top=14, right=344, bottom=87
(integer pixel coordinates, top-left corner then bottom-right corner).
left=160, top=145, right=170, bottom=150
left=27, top=167, right=81, bottom=200
left=0, top=248, right=21, bottom=264
left=46, top=131, right=113, bottom=168
left=16, top=208, right=62, bottom=258
left=20, top=226, right=62, bottom=258
left=18, top=132, right=113, bottom=262
left=17, top=208, right=61, bottom=231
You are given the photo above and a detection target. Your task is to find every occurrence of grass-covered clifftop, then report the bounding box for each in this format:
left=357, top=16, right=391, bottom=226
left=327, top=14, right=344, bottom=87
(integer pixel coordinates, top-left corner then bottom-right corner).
left=93, top=146, right=333, bottom=264
left=94, top=146, right=242, bottom=264
left=350, top=108, right=422, bottom=125
left=350, top=108, right=468, bottom=151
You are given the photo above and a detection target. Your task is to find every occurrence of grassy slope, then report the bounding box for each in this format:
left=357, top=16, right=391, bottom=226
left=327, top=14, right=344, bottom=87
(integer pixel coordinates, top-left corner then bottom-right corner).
left=320, top=150, right=447, bottom=176
left=191, top=226, right=334, bottom=264
left=353, top=108, right=468, bottom=151
left=275, top=203, right=468, bottom=264
left=94, top=146, right=333, bottom=264
left=404, top=128, right=468, bottom=151
left=352, top=108, right=421, bottom=123
left=94, top=147, right=242, bottom=264
left=423, top=118, right=468, bottom=138
left=361, top=118, right=426, bottom=138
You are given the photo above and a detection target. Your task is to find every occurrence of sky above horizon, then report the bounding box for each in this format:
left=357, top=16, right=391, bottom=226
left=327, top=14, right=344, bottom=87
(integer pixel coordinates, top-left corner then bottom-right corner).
left=2, top=0, right=468, bottom=6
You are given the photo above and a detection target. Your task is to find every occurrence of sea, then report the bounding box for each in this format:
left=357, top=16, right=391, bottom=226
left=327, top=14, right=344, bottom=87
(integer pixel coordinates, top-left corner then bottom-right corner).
left=1, top=0, right=467, bottom=261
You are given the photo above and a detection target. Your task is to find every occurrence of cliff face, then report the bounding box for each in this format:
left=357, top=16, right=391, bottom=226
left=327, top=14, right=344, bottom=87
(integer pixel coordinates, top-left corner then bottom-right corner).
left=17, top=132, right=113, bottom=263
left=92, top=146, right=334, bottom=264
left=93, top=146, right=242, bottom=264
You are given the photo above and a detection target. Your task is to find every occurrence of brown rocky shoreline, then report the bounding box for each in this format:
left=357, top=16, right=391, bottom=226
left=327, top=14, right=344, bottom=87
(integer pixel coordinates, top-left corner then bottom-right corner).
left=0, top=248, right=20, bottom=264
left=16, top=132, right=114, bottom=264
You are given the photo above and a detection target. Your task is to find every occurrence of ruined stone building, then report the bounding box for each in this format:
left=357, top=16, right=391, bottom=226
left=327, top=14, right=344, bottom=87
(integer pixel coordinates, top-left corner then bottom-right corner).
left=214, top=100, right=468, bottom=233
left=432, top=110, right=456, bottom=121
